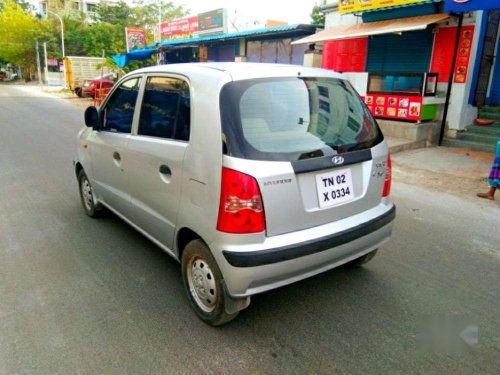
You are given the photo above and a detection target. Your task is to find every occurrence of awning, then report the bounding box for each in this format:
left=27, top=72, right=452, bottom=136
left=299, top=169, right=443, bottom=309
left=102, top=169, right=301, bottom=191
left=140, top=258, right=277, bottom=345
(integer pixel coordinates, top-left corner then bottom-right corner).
left=111, top=48, right=158, bottom=68
left=291, top=13, right=449, bottom=45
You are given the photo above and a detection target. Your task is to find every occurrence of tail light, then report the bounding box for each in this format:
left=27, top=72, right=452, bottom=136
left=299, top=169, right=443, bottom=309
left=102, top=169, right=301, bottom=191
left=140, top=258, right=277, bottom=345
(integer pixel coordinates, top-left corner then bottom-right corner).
left=382, top=153, right=392, bottom=197
left=216, top=167, right=265, bottom=234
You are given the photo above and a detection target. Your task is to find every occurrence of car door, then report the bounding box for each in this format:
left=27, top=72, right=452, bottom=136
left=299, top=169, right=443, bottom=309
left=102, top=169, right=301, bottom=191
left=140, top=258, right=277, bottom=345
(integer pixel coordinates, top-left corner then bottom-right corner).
left=126, top=75, right=190, bottom=250
left=88, top=75, right=142, bottom=218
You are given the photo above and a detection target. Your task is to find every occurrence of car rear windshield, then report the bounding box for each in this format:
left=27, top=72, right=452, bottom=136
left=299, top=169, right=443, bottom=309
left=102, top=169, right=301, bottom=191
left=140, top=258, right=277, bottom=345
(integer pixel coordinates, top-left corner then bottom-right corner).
left=220, top=77, right=383, bottom=161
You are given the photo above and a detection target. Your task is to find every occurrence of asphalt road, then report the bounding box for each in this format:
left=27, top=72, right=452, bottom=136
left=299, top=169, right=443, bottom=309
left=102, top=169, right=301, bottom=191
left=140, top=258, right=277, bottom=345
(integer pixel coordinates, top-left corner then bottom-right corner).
left=0, top=84, right=498, bottom=374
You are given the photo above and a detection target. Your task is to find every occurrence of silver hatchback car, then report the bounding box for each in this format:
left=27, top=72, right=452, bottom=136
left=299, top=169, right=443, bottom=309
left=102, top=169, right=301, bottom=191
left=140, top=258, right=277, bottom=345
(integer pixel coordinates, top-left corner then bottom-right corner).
left=74, top=63, right=395, bottom=325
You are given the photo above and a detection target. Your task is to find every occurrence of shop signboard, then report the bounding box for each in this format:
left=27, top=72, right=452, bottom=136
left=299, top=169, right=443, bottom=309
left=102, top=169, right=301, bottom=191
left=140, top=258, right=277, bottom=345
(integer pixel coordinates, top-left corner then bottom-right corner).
left=125, top=28, right=146, bottom=52
left=444, top=0, right=500, bottom=12
left=161, top=16, right=199, bottom=41
left=339, top=0, right=432, bottom=15
left=197, top=8, right=227, bottom=36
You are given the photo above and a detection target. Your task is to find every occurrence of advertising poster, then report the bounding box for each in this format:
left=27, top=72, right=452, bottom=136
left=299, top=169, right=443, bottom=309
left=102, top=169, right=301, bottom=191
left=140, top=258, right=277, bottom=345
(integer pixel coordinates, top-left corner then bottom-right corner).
left=454, top=25, right=474, bottom=84
left=125, top=28, right=146, bottom=52
left=339, top=0, right=430, bottom=14
left=161, top=16, right=199, bottom=41
left=364, top=94, right=423, bottom=121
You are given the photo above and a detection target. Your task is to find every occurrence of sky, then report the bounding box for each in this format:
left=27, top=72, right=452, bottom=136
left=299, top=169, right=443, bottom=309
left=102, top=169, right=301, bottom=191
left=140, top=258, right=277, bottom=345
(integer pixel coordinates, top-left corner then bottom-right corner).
left=176, top=0, right=320, bottom=27
left=28, top=0, right=322, bottom=27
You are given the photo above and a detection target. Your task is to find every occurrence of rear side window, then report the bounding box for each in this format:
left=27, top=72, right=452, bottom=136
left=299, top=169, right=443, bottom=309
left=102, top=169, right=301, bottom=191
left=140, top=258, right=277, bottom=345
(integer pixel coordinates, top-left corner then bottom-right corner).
left=138, top=76, right=190, bottom=141
left=102, top=77, right=141, bottom=133
left=220, top=77, right=383, bottom=161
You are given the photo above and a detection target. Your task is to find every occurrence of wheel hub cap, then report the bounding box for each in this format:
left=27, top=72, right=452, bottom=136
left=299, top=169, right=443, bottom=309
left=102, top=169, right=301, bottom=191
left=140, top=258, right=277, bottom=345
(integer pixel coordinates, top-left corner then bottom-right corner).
left=187, top=258, right=217, bottom=313
left=81, top=178, right=93, bottom=210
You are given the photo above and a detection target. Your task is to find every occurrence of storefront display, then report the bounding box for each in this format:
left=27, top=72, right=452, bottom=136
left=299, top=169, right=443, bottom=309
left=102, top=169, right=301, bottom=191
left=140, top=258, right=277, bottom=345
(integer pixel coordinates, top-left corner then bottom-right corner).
left=362, top=72, right=439, bottom=122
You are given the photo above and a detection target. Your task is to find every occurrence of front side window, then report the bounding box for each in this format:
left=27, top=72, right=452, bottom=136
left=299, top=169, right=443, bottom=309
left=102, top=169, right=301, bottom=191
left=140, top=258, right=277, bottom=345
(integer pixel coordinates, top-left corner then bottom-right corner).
left=220, top=77, right=383, bottom=161
left=101, top=77, right=141, bottom=134
left=138, top=76, right=190, bottom=141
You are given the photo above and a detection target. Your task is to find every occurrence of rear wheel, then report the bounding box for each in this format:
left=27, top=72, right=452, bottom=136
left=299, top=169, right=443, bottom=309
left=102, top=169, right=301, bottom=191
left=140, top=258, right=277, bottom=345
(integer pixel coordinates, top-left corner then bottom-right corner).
left=78, top=169, right=103, bottom=217
left=346, top=249, right=378, bottom=268
left=181, top=239, right=239, bottom=326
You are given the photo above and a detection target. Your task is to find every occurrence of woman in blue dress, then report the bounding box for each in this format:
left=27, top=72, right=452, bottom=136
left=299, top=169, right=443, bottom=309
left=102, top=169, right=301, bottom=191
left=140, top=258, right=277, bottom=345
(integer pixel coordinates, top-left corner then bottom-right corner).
left=477, top=138, right=500, bottom=200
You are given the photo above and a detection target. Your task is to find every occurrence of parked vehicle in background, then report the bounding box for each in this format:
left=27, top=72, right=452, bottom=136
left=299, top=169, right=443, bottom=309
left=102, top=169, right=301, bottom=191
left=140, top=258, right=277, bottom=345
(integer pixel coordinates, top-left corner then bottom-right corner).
left=81, top=74, right=116, bottom=98
left=0, top=71, right=5, bottom=81
left=64, top=56, right=112, bottom=97
left=74, top=63, right=395, bottom=326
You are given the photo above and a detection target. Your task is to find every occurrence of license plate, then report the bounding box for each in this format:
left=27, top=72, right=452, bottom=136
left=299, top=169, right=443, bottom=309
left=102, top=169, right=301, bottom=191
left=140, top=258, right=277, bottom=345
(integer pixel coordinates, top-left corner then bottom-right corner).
left=315, top=168, right=354, bottom=208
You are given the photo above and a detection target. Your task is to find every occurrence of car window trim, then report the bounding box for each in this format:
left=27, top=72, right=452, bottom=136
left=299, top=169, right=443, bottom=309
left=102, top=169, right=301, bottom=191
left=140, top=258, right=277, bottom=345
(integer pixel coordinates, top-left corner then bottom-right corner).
left=133, top=73, right=192, bottom=143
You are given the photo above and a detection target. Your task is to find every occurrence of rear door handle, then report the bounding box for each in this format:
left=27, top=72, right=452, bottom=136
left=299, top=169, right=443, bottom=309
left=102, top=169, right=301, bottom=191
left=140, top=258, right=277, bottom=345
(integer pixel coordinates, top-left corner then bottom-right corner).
left=159, top=164, right=171, bottom=176
left=113, top=151, right=121, bottom=161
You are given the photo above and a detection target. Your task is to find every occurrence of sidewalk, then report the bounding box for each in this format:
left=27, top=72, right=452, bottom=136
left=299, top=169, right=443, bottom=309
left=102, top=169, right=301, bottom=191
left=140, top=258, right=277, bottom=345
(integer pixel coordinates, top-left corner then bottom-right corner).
left=392, top=146, right=498, bottom=205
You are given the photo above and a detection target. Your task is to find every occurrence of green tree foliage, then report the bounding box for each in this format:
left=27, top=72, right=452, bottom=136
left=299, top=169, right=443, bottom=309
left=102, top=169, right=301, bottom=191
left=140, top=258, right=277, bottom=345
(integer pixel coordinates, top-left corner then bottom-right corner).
left=0, top=0, right=32, bottom=12
left=310, top=2, right=325, bottom=25
left=0, top=0, right=187, bottom=73
left=83, top=23, right=126, bottom=57
left=92, top=0, right=133, bottom=27
left=131, top=0, right=185, bottom=34
left=0, top=0, right=41, bottom=73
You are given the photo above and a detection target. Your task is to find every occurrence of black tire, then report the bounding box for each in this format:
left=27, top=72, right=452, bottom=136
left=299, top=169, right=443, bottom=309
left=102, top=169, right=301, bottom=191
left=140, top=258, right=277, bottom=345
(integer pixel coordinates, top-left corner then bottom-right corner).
left=75, top=87, right=83, bottom=97
left=345, top=249, right=378, bottom=268
left=78, top=169, right=104, bottom=218
left=181, top=239, right=239, bottom=326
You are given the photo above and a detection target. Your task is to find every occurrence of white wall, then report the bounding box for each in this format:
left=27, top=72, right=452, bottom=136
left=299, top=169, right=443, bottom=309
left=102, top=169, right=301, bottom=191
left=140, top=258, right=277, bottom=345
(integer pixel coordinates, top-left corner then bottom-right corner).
left=323, top=2, right=360, bottom=28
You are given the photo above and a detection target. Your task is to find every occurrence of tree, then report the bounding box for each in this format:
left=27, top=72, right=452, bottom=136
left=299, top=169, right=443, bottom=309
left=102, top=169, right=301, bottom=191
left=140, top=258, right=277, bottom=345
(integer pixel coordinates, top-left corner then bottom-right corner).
left=131, top=0, right=185, bottom=41
left=0, top=0, right=32, bottom=12
left=310, top=1, right=326, bottom=25
left=92, top=0, right=133, bottom=27
left=82, top=22, right=126, bottom=57
left=0, top=0, right=42, bottom=78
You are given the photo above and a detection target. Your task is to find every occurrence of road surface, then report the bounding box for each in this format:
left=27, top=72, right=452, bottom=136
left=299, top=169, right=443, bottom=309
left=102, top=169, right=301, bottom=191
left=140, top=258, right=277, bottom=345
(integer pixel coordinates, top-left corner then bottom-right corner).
left=0, top=84, right=498, bottom=374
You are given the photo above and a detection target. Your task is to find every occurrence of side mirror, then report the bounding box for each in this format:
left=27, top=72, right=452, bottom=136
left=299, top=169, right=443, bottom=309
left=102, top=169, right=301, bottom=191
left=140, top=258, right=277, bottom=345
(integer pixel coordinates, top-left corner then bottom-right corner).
left=84, top=106, right=99, bottom=128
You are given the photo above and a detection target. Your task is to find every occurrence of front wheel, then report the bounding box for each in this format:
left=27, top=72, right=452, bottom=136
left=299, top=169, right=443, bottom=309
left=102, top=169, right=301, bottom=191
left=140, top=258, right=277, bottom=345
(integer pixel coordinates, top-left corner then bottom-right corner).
left=78, top=169, right=103, bottom=217
left=181, top=240, right=239, bottom=326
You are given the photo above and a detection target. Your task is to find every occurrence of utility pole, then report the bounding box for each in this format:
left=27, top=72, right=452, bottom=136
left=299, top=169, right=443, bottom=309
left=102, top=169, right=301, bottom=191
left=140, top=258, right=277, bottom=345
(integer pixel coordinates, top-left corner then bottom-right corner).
left=43, top=42, right=49, bottom=85
left=35, top=41, right=42, bottom=85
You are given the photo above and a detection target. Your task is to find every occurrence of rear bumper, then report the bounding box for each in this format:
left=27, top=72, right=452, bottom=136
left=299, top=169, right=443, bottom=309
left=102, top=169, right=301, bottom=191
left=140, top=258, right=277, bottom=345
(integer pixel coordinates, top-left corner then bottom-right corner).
left=223, top=205, right=395, bottom=267
left=211, top=203, right=395, bottom=297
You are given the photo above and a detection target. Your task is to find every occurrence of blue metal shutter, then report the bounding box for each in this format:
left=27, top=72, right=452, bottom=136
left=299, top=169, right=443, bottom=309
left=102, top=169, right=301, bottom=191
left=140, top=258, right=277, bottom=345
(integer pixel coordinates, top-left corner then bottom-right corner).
left=366, top=29, right=434, bottom=72
left=487, top=33, right=500, bottom=105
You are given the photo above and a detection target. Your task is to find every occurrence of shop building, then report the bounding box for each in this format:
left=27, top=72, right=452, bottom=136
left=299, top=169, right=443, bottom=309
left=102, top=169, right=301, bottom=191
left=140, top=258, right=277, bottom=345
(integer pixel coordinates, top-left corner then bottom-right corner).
left=293, top=0, right=500, bottom=150
left=155, top=24, right=317, bottom=67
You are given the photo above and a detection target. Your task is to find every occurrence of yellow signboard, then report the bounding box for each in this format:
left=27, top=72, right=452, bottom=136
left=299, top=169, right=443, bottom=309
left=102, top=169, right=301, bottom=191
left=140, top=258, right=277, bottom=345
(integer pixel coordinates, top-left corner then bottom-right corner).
left=339, top=0, right=430, bottom=14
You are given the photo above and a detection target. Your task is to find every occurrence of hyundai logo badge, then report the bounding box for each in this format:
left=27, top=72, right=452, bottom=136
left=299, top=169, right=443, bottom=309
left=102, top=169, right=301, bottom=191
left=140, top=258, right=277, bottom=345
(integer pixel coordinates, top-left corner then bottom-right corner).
left=332, top=156, right=344, bottom=165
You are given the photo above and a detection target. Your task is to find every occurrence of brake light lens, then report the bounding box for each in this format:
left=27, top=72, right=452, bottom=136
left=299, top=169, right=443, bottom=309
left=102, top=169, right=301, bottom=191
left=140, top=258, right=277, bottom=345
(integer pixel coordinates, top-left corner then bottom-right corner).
left=216, top=167, right=265, bottom=234
left=382, top=153, right=392, bottom=197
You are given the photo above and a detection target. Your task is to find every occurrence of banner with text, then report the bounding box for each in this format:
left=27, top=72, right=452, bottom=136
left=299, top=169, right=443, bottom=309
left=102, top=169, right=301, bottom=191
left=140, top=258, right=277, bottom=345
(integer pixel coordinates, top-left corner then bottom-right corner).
left=161, top=16, right=199, bottom=41
left=339, top=0, right=432, bottom=14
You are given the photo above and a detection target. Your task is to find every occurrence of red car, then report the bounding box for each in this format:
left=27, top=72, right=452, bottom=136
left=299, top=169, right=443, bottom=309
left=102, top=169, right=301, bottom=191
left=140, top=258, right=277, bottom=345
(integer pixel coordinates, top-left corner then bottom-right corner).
left=80, top=74, right=115, bottom=98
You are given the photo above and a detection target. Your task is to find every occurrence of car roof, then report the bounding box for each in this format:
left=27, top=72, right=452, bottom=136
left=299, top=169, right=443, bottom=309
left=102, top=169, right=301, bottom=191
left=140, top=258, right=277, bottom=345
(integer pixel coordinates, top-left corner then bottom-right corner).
left=132, top=62, right=343, bottom=82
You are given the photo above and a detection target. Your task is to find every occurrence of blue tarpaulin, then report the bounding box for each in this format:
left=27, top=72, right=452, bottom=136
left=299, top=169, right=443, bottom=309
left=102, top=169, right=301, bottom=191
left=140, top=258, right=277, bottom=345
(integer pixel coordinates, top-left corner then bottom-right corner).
left=111, top=48, right=157, bottom=68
